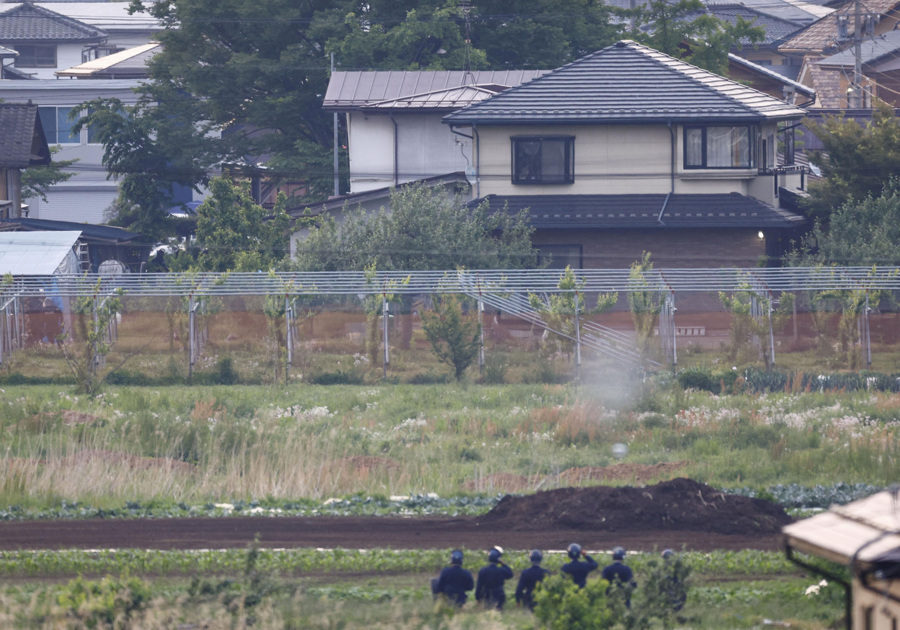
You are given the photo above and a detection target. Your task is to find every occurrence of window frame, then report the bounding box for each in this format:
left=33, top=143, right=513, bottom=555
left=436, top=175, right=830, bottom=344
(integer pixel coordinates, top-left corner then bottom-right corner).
left=511, top=135, right=575, bottom=185
left=683, top=125, right=757, bottom=170
left=538, top=244, right=583, bottom=270
left=39, top=106, right=80, bottom=145
left=13, top=44, right=56, bottom=68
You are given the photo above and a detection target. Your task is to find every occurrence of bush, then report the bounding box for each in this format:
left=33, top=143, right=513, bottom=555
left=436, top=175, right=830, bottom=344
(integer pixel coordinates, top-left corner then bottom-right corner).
left=533, top=574, right=612, bottom=630
left=56, top=576, right=151, bottom=627
left=480, top=355, right=508, bottom=384
left=214, top=357, right=239, bottom=385
left=310, top=370, right=364, bottom=385
left=676, top=367, right=718, bottom=393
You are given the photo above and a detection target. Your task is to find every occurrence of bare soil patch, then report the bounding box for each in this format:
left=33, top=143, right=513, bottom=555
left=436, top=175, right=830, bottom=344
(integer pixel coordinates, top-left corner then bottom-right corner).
left=478, top=478, right=791, bottom=536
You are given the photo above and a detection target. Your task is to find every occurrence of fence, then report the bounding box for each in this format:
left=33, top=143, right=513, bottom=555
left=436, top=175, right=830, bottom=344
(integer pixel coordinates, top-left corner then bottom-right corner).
left=1, top=267, right=899, bottom=381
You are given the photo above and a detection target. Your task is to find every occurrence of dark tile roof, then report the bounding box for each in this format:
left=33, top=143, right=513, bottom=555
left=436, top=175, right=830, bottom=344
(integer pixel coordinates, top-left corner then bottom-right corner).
left=444, top=40, right=806, bottom=126
left=0, top=2, right=107, bottom=42
left=0, top=218, right=144, bottom=243
left=324, top=70, right=547, bottom=110
left=706, top=5, right=805, bottom=45
left=0, top=103, right=50, bottom=167
left=472, top=193, right=807, bottom=229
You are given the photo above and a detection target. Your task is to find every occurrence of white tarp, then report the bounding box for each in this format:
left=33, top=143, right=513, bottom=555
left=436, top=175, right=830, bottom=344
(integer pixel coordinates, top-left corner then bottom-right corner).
left=0, top=231, right=81, bottom=275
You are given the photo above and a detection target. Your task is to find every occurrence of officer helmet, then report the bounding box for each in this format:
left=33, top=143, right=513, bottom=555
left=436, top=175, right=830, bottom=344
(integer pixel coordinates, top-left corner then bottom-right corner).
left=567, top=543, right=582, bottom=559
left=530, top=549, right=543, bottom=564
left=612, top=546, right=627, bottom=560
left=450, top=549, right=464, bottom=565
left=488, top=547, right=503, bottom=563
left=661, top=549, right=675, bottom=560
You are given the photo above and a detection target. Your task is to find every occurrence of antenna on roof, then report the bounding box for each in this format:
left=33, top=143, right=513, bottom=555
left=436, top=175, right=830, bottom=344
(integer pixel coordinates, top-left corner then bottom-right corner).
left=460, top=0, right=475, bottom=85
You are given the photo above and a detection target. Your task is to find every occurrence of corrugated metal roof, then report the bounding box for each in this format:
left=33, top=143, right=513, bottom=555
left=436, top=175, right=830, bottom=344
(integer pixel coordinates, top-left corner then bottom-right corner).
left=324, top=70, right=547, bottom=110
left=56, top=42, right=159, bottom=78
left=472, top=193, right=807, bottom=229
left=0, top=230, right=80, bottom=274
left=0, top=102, right=50, bottom=168
left=780, top=0, right=900, bottom=53
left=0, top=2, right=106, bottom=42
left=444, top=40, right=807, bottom=125
left=365, top=85, right=503, bottom=111
left=0, top=218, right=143, bottom=243
left=784, top=491, right=900, bottom=565
left=727, top=0, right=833, bottom=24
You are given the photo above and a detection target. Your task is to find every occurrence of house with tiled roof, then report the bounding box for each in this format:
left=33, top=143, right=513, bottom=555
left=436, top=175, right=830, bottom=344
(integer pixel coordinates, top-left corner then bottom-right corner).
left=0, top=0, right=107, bottom=79
left=0, top=102, right=51, bottom=219
left=441, top=40, right=809, bottom=269
left=779, top=0, right=900, bottom=106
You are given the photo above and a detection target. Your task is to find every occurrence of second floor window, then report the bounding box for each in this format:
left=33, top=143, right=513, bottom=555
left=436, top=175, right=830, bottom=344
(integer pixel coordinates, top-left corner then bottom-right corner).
left=512, top=136, right=574, bottom=184
left=14, top=44, right=56, bottom=68
left=684, top=126, right=755, bottom=169
left=39, top=107, right=79, bottom=144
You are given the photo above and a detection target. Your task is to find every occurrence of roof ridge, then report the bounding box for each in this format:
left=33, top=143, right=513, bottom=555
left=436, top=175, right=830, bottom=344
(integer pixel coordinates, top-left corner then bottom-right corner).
left=0, top=1, right=108, bottom=39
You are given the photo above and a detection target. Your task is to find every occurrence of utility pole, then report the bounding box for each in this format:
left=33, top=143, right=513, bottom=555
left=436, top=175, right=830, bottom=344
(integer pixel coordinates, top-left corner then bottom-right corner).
left=852, top=0, right=863, bottom=108
left=332, top=52, right=339, bottom=197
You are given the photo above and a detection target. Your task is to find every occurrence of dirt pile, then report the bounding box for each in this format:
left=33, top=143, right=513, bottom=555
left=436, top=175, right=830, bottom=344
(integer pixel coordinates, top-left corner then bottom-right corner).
left=477, top=478, right=792, bottom=535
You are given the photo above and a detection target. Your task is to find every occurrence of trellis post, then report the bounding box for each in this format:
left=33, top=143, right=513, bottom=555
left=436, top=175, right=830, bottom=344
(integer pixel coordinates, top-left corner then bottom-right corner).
left=574, top=291, right=582, bottom=378
left=188, top=295, right=196, bottom=380
left=382, top=295, right=389, bottom=378
left=864, top=291, right=872, bottom=368
left=285, top=295, right=293, bottom=379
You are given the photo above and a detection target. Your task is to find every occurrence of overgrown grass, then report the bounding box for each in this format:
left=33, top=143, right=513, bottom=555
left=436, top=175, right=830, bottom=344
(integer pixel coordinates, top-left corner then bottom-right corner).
left=0, top=383, right=897, bottom=508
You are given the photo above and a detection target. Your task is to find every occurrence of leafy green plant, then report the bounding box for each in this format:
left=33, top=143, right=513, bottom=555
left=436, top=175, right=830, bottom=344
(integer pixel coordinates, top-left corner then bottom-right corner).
left=56, top=575, right=150, bottom=627
left=421, top=293, right=481, bottom=381
left=628, top=252, right=662, bottom=365
left=533, top=574, right=612, bottom=630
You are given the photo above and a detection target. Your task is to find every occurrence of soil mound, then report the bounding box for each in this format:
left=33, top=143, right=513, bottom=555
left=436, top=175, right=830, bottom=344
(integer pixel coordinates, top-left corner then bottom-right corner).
left=462, top=462, right=689, bottom=493
left=477, top=478, right=791, bottom=535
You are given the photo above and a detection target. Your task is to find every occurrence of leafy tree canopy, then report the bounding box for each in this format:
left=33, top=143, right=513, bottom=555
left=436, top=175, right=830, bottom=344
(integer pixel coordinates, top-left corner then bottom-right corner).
left=803, top=101, right=900, bottom=222
left=170, top=177, right=291, bottom=272
left=292, top=183, right=538, bottom=271
left=626, top=0, right=765, bottom=75
left=786, top=178, right=900, bottom=266
left=21, top=146, right=78, bottom=204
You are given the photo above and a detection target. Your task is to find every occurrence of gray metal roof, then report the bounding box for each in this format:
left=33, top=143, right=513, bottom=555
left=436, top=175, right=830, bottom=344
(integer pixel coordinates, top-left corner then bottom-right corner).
left=0, top=218, right=144, bottom=244
left=706, top=4, right=805, bottom=45
left=728, top=53, right=816, bottom=97
left=324, top=70, right=547, bottom=111
left=444, top=40, right=807, bottom=126
left=364, top=85, right=504, bottom=112
left=0, top=230, right=80, bottom=274
left=817, top=30, right=900, bottom=67
left=0, top=2, right=107, bottom=42
left=473, top=193, right=807, bottom=229
left=0, top=102, right=50, bottom=167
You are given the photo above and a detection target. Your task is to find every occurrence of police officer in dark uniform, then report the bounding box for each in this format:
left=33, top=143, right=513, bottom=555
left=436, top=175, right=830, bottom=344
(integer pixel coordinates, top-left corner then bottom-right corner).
left=560, top=543, right=598, bottom=588
left=475, top=546, right=514, bottom=609
left=602, top=546, right=637, bottom=607
left=434, top=549, right=475, bottom=606
left=515, top=549, right=550, bottom=611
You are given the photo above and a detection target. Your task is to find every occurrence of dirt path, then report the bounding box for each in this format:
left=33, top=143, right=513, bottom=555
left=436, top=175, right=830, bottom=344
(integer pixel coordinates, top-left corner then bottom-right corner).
left=0, top=516, right=783, bottom=552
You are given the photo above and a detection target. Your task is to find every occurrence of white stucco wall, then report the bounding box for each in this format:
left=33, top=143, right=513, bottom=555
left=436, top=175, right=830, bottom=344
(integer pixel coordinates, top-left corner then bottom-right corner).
left=347, top=112, right=474, bottom=193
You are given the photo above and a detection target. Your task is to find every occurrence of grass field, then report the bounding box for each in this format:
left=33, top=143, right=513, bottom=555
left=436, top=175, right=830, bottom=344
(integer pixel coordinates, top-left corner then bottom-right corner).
left=0, top=380, right=894, bottom=628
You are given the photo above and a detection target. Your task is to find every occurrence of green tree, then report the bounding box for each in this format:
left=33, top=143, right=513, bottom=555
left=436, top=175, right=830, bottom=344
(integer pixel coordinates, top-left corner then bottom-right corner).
left=192, top=177, right=290, bottom=272
left=787, top=178, right=900, bottom=266
left=533, top=574, right=613, bottom=630
left=293, top=183, right=538, bottom=271
left=528, top=265, right=618, bottom=358
left=21, top=147, right=78, bottom=205
left=803, top=102, right=900, bottom=222
left=421, top=293, right=481, bottom=380
left=627, top=0, right=765, bottom=75
left=628, top=252, right=662, bottom=364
